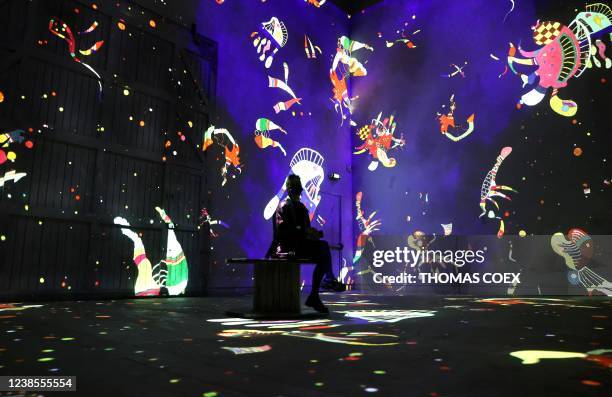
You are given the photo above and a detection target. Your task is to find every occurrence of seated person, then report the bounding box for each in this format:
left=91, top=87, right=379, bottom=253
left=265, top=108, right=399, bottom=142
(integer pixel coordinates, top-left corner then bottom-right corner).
left=267, top=174, right=344, bottom=313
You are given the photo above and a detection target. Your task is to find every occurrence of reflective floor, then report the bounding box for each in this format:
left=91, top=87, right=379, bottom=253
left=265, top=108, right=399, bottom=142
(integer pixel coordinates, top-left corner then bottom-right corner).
left=0, top=294, right=610, bottom=396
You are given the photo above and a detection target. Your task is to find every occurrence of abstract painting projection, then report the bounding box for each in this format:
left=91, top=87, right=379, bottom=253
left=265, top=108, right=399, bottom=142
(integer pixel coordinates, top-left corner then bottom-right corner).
left=202, top=126, right=241, bottom=186
left=0, top=129, right=29, bottom=187
left=208, top=317, right=334, bottom=329
left=551, top=229, right=612, bottom=296
left=354, top=113, right=405, bottom=171
left=507, top=3, right=611, bottom=117
left=403, top=231, right=445, bottom=281
left=199, top=208, right=229, bottom=238
left=263, top=148, right=324, bottom=221
left=479, top=147, right=517, bottom=238
left=254, top=118, right=287, bottom=156
left=0, top=303, right=43, bottom=312
left=222, top=345, right=272, bottom=355
left=114, top=207, right=188, bottom=296
left=0, top=129, right=24, bottom=166
left=440, top=62, right=468, bottom=78
left=342, top=310, right=436, bottom=323
left=269, top=62, right=301, bottom=113
left=218, top=329, right=398, bottom=347
left=305, top=0, right=327, bottom=7
left=251, top=17, right=288, bottom=69
left=0, top=170, right=26, bottom=188
left=436, top=95, right=475, bottom=142
left=330, top=36, right=373, bottom=125
left=510, top=349, right=612, bottom=367
left=48, top=18, right=104, bottom=97
left=386, top=36, right=417, bottom=49
left=385, top=15, right=419, bottom=49
left=338, top=258, right=355, bottom=289
left=353, top=191, right=381, bottom=265
left=304, top=35, right=322, bottom=59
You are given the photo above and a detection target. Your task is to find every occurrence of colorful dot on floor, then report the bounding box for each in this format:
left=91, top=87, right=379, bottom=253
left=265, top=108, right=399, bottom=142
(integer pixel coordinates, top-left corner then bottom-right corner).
left=581, top=380, right=601, bottom=386
left=373, top=370, right=386, bottom=375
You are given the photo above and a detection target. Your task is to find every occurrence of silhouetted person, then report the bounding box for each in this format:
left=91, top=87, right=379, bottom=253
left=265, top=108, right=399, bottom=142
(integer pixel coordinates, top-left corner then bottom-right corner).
left=267, top=175, right=343, bottom=313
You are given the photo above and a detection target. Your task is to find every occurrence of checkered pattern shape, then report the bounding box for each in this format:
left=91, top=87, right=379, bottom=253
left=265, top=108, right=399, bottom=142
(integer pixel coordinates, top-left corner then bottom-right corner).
left=357, top=125, right=371, bottom=141
left=533, top=21, right=562, bottom=45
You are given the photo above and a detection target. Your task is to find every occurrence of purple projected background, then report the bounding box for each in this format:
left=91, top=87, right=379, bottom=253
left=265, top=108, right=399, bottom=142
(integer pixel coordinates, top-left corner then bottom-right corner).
left=347, top=0, right=611, bottom=293
left=195, top=1, right=353, bottom=290
left=197, top=0, right=611, bottom=294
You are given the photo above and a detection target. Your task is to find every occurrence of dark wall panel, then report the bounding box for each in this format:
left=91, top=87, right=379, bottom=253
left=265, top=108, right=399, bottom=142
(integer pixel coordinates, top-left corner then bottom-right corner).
left=0, top=0, right=27, bottom=48
left=109, top=86, right=171, bottom=153
left=0, top=0, right=216, bottom=299
left=0, top=216, right=90, bottom=294
left=27, top=141, right=96, bottom=212
left=0, top=59, right=102, bottom=135
left=100, top=154, right=164, bottom=220
left=114, top=26, right=174, bottom=92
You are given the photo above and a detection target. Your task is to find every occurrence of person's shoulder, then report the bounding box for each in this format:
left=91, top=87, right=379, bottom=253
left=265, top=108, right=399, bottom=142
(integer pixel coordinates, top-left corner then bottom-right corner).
left=296, top=201, right=308, bottom=212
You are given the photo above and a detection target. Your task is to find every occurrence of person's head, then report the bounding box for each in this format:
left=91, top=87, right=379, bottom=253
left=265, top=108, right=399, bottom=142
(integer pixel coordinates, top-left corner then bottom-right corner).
left=286, top=174, right=303, bottom=201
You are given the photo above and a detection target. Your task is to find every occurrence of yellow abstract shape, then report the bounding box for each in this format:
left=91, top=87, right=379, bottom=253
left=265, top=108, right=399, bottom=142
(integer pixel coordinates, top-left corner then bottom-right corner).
left=551, top=232, right=576, bottom=270
left=549, top=95, right=578, bottom=117
left=510, top=350, right=586, bottom=364
left=593, top=15, right=602, bottom=27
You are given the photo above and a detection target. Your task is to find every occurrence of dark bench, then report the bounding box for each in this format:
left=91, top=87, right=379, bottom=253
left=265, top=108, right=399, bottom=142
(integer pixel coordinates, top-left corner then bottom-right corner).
left=226, top=258, right=321, bottom=319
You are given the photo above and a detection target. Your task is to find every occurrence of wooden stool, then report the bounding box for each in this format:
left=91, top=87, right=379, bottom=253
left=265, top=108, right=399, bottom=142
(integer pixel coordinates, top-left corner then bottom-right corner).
left=226, top=258, right=324, bottom=319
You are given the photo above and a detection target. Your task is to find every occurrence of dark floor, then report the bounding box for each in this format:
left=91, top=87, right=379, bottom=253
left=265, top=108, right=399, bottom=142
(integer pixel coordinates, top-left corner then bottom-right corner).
left=0, top=294, right=610, bottom=396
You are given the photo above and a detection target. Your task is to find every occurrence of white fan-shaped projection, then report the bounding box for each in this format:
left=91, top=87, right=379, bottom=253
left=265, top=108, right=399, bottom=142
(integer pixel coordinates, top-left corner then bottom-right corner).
left=572, top=3, right=612, bottom=76
left=264, top=148, right=325, bottom=220
left=262, top=17, right=288, bottom=48
left=567, top=19, right=591, bottom=78
left=576, top=268, right=612, bottom=296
